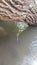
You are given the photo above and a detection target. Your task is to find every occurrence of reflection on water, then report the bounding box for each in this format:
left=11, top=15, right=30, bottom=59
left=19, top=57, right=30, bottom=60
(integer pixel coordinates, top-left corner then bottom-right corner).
left=16, top=39, right=37, bottom=65
left=0, top=26, right=37, bottom=65
left=29, top=40, right=37, bottom=58
left=20, top=57, right=37, bottom=65
left=16, top=26, right=37, bottom=65
left=20, top=40, right=37, bottom=65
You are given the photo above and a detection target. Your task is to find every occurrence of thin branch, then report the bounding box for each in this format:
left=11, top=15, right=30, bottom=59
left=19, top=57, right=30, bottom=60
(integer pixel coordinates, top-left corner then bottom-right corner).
left=10, top=0, right=31, bottom=13
left=0, top=3, right=8, bottom=8
left=2, top=0, right=22, bottom=15
left=15, top=0, right=24, bottom=5
left=0, top=0, right=37, bottom=25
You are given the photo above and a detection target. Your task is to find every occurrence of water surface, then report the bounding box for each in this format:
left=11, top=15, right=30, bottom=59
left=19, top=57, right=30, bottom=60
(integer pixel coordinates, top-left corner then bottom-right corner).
left=0, top=26, right=37, bottom=65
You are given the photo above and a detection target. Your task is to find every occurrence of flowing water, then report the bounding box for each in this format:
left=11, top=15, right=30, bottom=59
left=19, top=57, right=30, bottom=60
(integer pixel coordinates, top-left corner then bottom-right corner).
left=0, top=26, right=37, bottom=65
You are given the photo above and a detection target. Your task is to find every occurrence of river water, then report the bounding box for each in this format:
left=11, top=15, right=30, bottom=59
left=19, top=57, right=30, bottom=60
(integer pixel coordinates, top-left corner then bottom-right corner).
left=0, top=26, right=37, bottom=65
